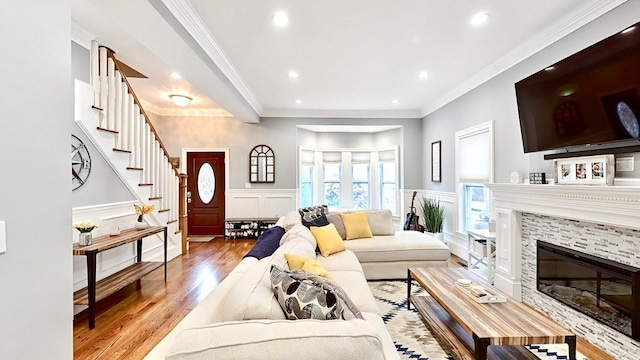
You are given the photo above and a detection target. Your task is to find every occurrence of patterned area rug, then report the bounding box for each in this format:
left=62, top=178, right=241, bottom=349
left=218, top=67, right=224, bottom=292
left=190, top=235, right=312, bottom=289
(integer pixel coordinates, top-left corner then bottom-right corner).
left=368, top=280, right=588, bottom=360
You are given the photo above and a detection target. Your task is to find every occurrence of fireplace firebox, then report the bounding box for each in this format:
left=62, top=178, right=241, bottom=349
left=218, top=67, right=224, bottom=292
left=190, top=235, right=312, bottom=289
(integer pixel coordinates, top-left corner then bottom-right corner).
left=537, top=241, right=640, bottom=341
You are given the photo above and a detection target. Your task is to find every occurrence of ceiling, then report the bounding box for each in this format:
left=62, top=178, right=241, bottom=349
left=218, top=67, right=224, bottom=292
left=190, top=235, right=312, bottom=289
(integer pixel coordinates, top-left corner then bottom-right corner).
left=71, top=0, right=623, bottom=122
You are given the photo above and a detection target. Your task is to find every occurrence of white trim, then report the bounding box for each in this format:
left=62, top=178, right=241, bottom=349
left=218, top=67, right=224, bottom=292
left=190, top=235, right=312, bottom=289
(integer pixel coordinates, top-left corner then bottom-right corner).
left=71, top=22, right=94, bottom=49
left=420, top=0, right=627, bottom=117
left=262, top=108, right=422, bottom=119
left=160, top=0, right=263, bottom=115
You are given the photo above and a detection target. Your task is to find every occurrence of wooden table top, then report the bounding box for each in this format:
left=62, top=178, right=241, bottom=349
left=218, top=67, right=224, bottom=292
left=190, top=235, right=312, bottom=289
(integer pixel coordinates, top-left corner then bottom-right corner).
left=72, top=226, right=166, bottom=255
left=409, top=267, right=574, bottom=344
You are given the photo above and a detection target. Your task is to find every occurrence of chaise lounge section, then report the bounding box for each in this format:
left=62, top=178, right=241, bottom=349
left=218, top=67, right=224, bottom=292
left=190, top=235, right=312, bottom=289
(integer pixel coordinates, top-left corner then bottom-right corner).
left=145, top=208, right=450, bottom=359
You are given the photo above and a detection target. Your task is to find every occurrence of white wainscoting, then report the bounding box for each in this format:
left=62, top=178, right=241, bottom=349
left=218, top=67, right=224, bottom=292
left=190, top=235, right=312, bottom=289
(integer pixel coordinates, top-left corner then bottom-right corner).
left=72, top=201, right=180, bottom=314
left=226, top=189, right=297, bottom=219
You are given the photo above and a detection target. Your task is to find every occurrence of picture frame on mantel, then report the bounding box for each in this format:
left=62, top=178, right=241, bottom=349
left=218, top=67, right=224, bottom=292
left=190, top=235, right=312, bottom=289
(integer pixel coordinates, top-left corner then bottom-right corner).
left=554, top=154, right=614, bottom=185
left=431, top=140, right=441, bottom=183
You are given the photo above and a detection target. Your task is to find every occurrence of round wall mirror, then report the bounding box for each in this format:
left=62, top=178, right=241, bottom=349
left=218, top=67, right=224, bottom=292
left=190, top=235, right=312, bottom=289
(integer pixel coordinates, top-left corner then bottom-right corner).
left=249, top=144, right=275, bottom=183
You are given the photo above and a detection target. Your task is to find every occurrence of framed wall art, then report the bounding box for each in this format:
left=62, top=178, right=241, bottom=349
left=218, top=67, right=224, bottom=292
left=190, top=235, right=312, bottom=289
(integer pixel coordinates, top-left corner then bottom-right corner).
left=431, top=140, right=441, bottom=183
left=554, top=154, right=614, bottom=185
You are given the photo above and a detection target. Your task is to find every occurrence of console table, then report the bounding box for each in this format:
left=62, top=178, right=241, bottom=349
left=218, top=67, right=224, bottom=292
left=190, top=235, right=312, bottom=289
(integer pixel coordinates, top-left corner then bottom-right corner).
left=73, top=226, right=167, bottom=329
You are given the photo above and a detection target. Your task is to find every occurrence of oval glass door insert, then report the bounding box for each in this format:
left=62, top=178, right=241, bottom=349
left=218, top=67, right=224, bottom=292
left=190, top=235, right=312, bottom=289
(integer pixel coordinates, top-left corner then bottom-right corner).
left=197, top=162, right=215, bottom=204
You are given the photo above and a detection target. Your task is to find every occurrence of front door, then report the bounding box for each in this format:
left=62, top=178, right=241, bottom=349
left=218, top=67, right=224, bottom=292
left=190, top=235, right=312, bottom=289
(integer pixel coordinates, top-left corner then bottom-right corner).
left=187, top=152, right=225, bottom=235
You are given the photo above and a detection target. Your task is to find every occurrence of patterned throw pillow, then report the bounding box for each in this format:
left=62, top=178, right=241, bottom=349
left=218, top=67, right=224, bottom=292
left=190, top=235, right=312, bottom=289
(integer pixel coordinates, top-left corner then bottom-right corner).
left=301, top=213, right=330, bottom=229
left=298, top=205, right=329, bottom=222
left=270, top=265, right=363, bottom=320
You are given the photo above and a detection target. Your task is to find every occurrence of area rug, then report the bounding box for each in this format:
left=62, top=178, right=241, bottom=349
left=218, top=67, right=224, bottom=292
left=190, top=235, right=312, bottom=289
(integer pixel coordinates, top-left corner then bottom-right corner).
left=368, top=280, right=588, bottom=360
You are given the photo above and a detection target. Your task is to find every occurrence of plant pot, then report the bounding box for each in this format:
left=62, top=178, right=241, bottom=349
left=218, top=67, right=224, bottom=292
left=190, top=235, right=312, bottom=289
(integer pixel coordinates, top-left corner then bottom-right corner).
left=425, top=231, right=445, bottom=243
left=79, top=232, right=92, bottom=246
left=135, top=221, right=149, bottom=230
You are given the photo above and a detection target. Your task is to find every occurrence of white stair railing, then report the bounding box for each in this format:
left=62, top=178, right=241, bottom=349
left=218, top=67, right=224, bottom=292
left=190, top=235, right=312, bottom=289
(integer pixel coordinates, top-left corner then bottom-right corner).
left=90, top=41, right=181, bottom=228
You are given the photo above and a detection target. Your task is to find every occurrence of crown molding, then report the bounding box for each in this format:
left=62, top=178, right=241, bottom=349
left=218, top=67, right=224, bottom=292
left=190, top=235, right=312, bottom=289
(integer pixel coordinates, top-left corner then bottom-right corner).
left=140, top=99, right=233, bottom=118
left=260, top=108, right=422, bottom=119
left=160, top=0, right=263, bottom=115
left=71, top=22, right=95, bottom=49
left=420, top=0, right=627, bottom=117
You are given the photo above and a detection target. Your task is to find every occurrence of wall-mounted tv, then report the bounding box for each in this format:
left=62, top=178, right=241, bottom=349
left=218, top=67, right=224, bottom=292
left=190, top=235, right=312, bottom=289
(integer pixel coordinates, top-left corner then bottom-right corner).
left=515, top=21, right=640, bottom=154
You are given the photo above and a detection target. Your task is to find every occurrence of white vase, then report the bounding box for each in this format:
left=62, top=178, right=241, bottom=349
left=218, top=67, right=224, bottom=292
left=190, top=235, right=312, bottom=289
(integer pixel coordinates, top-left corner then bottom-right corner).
left=425, top=231, right=445, bottom=243
left=79, top=232, right=92, bottom=246
left=135, top=221, right=149, bottom=230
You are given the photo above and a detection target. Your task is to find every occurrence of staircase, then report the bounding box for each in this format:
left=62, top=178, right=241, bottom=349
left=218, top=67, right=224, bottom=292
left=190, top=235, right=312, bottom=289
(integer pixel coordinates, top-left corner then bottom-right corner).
left=74, top=40, right=186, bottom=260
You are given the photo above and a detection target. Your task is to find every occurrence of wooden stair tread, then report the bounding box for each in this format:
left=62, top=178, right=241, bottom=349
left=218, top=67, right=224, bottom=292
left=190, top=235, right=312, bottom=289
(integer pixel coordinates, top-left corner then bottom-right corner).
left=73, top=261, right=162, bottom=305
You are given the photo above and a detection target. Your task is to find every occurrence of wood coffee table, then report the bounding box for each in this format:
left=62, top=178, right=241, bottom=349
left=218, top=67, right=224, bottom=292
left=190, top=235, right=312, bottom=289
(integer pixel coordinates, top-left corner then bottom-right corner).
left=408, top=267, right=576, bottom=360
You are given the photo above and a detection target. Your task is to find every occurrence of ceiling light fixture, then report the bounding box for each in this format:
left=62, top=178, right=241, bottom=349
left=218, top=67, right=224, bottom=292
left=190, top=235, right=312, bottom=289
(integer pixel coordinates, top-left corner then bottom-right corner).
left=287, top=71, right=299, bottom=78
left=169, top=94, right=192, bottom=107
left=418, top=71, right=429, bottom=79
left=295, top=99, right=302, bottom=104
left=470, top=12, right=490, bottom=25
left=272, top=11, right=289, bottom=27
left=391, top=99, right=399, bottom=105
left=170, top=72, right=181, bottom=79
left=621, top=26, right=636, bottom=34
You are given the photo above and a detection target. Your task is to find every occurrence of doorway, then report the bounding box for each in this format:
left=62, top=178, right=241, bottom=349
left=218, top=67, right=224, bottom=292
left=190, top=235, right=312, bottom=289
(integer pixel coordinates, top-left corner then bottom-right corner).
left=187, top=152, right=225, bottom=236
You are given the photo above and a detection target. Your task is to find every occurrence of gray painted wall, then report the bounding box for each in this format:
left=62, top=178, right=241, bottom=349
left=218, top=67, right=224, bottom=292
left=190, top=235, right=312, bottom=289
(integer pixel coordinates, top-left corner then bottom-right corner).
left=422, top=1, right=640, bottom=192
left=0, top=1, right=73, bottom=358
left=152, top=115, right=422, bottom=189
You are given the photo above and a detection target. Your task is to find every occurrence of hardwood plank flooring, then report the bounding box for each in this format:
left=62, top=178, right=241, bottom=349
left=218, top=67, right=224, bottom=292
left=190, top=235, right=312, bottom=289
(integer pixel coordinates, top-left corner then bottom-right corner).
left=73, top=244, right=613, bottom=360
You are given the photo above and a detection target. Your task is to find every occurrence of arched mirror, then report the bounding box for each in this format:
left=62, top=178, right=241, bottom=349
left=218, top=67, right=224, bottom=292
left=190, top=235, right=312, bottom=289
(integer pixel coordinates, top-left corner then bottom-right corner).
left=249, top=144, right=275, bottom=183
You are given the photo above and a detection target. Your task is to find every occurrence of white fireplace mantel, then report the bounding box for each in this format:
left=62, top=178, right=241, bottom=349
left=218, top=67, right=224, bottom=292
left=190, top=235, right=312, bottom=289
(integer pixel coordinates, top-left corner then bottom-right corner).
left=485, top=183, right=640, bottom=301
left=487, top=183, right=640, bottom=231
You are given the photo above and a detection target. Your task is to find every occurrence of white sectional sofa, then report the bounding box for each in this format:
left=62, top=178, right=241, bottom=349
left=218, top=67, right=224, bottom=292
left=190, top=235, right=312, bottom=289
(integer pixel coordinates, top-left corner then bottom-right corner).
left=145, top=209, right=450, bottom=360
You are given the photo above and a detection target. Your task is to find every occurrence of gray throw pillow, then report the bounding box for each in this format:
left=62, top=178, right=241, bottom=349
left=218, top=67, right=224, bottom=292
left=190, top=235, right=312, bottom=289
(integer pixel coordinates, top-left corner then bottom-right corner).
left=298, top=205, right=329, bottom=222
left=327, top=212, right=347, bottom=240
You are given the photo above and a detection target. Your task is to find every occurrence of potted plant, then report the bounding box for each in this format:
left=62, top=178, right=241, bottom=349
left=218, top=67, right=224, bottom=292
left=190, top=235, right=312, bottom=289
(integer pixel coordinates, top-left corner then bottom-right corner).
left=74, top=221, right=99, bottom=246
left=419, top=196, right=445, bottom=242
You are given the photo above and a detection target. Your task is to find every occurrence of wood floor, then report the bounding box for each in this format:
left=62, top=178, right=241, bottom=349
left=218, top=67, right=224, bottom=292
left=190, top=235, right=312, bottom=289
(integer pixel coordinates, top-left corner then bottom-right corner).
left=73, top=239, right=613, bottom=360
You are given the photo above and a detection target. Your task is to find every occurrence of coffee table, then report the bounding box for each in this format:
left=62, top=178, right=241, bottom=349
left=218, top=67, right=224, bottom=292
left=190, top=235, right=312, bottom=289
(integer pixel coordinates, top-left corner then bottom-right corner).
left=408, top=267, right=576, bottom=360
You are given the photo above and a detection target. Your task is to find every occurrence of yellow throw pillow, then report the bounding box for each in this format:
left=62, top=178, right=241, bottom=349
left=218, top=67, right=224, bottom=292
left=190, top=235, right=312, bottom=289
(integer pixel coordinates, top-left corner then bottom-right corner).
left=339, top=211, right=374, bottom=240
left=310, top=223, right=346, bottom=257
left=284, top=253, right=331, bottom=278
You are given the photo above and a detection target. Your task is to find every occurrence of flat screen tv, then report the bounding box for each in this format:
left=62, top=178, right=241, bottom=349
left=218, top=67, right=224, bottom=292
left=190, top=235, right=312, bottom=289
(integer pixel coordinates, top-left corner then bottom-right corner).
left=515, top=21, right=640, bottom=153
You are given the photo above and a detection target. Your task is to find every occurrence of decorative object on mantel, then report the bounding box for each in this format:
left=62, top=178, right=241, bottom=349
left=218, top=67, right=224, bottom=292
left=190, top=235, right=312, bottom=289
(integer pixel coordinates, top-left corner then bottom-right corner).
left=73, top=221, right=99, bottom=246
left=509, top=171, right=521, bottom=184
left=134, top=204, right=155, bottom=229
left=529, top=172, right=546, bottom=184
left=554, top=154, right=614, bottom=185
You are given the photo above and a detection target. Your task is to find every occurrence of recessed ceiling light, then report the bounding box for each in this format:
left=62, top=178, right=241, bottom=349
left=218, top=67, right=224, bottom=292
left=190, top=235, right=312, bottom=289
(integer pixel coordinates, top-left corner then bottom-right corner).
left=272, top=11, right=289, bottom=27
left=470, top=12, right=490, bottom=25
left=621, top=26, right=635, bottom=34
left=418, top=71, right=429, bottom=79
left=287, top=71, right=299, bottom=78
left=170, top=72, right=181, bottom=79
left=545, top=66, right=555, bottom=71
left=295, top=99, right=302, bottom=104
left=391, top=99, right=399, bottom=105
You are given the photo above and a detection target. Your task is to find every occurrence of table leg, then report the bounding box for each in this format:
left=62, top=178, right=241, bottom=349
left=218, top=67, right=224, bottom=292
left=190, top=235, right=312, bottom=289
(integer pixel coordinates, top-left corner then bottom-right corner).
left=473, top=334, right=489, bottom=360
left=566, top=335, right=576, bottom=360
left=86, top=250, right=97, bottom=330
left=136, top=239, right=142, bottom=262
left=407, top=269, right=412, bottom=310
left=163, top=227, right=168, bottom=281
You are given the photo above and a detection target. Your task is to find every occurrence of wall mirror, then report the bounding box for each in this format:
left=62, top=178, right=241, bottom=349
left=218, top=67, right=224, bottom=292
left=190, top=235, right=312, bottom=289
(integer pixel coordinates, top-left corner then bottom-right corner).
left=249, top=144, right=275, bottom=183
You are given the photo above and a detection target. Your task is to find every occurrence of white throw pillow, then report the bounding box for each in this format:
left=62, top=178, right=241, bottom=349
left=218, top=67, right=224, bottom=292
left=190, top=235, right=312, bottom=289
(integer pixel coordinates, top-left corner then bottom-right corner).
left=280, top=210, right=302, bottom=231
left=365, top=210, right=395, bottom=235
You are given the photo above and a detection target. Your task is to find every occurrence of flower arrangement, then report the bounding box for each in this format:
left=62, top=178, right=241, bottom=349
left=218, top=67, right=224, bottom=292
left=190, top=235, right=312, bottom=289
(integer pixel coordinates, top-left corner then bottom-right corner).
left=134, top=204, right=155, bottom=222
left=73, top=221, right=99, bottom=233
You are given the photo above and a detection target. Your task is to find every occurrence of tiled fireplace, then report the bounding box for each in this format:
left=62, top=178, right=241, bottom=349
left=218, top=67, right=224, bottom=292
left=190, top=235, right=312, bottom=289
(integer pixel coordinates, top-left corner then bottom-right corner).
left=488, top=184, right=640, bottom=359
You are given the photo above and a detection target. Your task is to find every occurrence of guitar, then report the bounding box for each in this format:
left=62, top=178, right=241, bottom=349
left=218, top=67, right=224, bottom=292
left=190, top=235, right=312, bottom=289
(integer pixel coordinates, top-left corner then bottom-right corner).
left=403, top=191, right=421, bottom=231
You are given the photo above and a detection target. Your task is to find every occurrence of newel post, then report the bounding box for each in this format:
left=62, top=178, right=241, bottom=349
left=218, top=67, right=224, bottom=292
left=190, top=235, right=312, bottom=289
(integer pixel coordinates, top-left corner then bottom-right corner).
left=179, top=173, right=188, bottom=253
